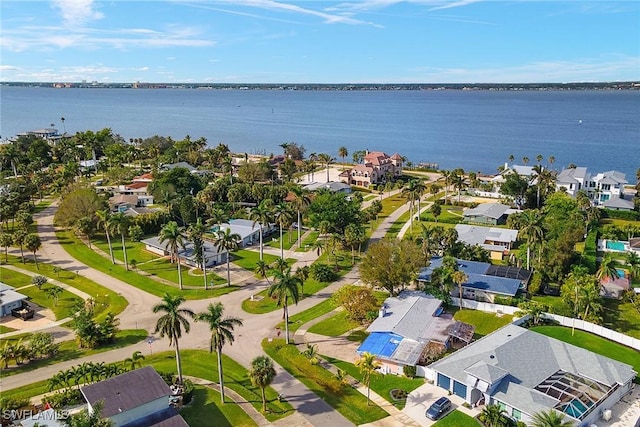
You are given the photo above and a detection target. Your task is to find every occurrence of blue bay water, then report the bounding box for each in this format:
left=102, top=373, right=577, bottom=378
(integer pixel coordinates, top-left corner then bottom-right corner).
left=1, top=86, right=639, bottom=178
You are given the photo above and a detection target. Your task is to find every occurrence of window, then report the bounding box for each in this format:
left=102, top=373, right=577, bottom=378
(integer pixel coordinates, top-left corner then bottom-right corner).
left=512, top=408, right=521, bottom=420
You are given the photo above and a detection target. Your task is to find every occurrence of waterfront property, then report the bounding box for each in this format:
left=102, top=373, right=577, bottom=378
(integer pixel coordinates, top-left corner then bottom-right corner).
left=342, top=151, right=403, bottom=188
left=555, top=167, right=629, bottom=206
left=418, top=257, right=531, bottom=302
left=142, top=236, right=226, bottom=267
left=80, top=366, right=188, bottom=427
left=302, top=181, right=352, bottom=194
left=357, top=291, right=473, bottom=375
left=454, top=224, right=518, bottom=261
left=427, top=324, right=636, bottom=426
left=555, top=167, right=590, bottom=197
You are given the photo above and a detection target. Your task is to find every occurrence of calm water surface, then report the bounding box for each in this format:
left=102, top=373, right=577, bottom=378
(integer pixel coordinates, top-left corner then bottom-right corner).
left=1, top=87, right=638, bottom=177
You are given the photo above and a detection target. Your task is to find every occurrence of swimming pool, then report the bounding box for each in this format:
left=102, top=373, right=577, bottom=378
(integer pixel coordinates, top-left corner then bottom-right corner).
left=616, top=269, right=626, bottom=278
left=563, top=398, right=590, bottom=419
left=606, top=240, right=626, bottom=251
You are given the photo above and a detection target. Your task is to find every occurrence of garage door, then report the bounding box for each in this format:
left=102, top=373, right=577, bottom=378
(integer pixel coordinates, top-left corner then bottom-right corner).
left=437, top=373, right=450, bottom=390
left=453, top=380, right=467, bottom=398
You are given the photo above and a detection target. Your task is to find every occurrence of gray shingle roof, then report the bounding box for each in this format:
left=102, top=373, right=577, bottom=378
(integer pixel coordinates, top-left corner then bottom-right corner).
left=464, top=361, right=510, bottom=384
left=556, top=167, right=588, bottom=184
left=602, top=197, right=635, bottom=210
left=463, top=203, right=510, bottom=220
left=81, top=367, right=172, bottom=418
left=430, top=324, right=636, bottom=417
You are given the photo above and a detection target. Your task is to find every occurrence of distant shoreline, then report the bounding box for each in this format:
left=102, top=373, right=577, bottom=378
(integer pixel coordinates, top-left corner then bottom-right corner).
left=2, top=81, right=639, bottom=91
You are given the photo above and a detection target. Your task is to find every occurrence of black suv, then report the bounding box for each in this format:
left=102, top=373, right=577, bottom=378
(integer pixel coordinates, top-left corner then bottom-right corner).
left=425, top=396, right=452, bottom=421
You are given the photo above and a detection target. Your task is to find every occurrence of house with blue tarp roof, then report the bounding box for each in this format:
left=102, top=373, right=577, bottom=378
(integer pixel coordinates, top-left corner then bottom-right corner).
left=418, top=257, right=531, bottom=302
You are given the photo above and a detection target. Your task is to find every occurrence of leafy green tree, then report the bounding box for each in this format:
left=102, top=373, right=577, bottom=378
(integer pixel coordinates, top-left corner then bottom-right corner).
left=0, top=232, right=13, bottom=263
left=54, top=187, right=105, bottom=227
left=31, top=274, right=48, bottom=290
left=500, top=172, right=530, bottom=209
left=307, top=191, right=361, bottom=235
left=289, top=186, right=311, bottom=246
left=452, top=270, right=468, bottom=308
left=187, top=218, right=208, bottom=289
left=273, top=202, right=295, bottom=259
left=23, top=233, right=42, bottom=268
left=360, top=239, right=423, bottom=296
left=596, top=253, right=619, bottom=283
left=213, top=228, right=241, bottom=286
left=355, top=352, right=380, bottom=406
left=344, top=223, right=366, bottom=265
left=249, top=355, right=277, bottom=412
left=12, top=229, right=27, bottom=264
left=64, top=401, right=114, bottom=427
left=75, top=216, right=96, bottom=248
left=153, top=293, right=195, bottom=384
left=561, top=269, right=603, bottom=326
left=195, top=302, right=243, bottom=403
left=333, top=286, right=379, bottom=324
left=516, top=210, right=545, bottom=269
left=268, top=267, right=302, bottom=344
left=530, top=409, right=574, bottom=427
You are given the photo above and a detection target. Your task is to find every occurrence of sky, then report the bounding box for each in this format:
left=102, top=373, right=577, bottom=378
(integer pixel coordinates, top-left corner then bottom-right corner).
left=1, top=0, right=639, bottom=83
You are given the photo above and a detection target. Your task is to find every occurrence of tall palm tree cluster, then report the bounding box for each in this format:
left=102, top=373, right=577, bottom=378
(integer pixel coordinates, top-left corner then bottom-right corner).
left=152, top=294, right=276, bottom=410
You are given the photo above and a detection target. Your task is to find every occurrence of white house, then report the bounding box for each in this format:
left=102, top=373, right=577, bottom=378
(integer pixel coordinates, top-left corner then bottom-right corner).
left=555, top=167, right=591, bottom=197
left=142, top=236, right=226, bottom=267
left=80, top=366, right=188, bottom=427
left=428, top=324, right=636, bottom=427
left=0, top=283, right=28, bottom=317
left=454, top=224, right=518, bottom=260
left=219, top=219, right=274, bottom=247
left=591, top=170, right=628, bottom=205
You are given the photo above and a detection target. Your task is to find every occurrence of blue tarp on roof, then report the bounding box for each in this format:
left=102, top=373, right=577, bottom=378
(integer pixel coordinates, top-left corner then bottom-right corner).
left=357, top=332, right=403, bottom=357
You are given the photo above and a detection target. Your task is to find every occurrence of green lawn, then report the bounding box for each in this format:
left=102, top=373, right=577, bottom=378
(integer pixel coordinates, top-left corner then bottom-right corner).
left=531, top=326, right=640, bottom=382
left=232, top=250, right=294, bottom=275
left=1, top=349, right=292, bottom=423
left=242, top=250, right=356, bottom=314
left=307, top=310, right=359, bottom=337
left=0, top=325, right=16, bottom=333
left=296, top=231, right=320, bottom=252
left=0, top=329, right=148, bottom=376
left=2, top=256, right=128, bottom=321
left=263, top=339, right=389, bottom=424
left=452, top=309, right=513, bottom=338
left=279, top=299, right=338, bottom=333
left=0, top=267, right=33, bottom=287
left=325, top=356, right=424, bottom=410
left=181, top=386, right=257, bottom=427
left=265, top=230, right=296, bottom=251
left=433, top=410, right=480, bottom=427
left=56, top=229, right=237, bottom=300
left=144, top=350, right=292, bottom=421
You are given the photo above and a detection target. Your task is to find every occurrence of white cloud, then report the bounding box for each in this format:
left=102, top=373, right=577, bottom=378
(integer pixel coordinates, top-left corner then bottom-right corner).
left=52, top=0, right=104, bottom=26
left=0, top=65, right=22, bottom=71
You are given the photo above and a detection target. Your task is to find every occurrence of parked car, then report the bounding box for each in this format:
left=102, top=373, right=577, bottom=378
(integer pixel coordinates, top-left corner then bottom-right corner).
left=425, top=396, right=452, bottom=421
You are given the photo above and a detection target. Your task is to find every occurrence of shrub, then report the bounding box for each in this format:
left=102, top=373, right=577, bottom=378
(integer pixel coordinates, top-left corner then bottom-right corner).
left=527, top=272, right=543, bottom=296
left=31, top=275, right=48, bottom=290
left=403, top=365, right=417, bottom=379
left=158, top=370, right=176, bottom=385
left=333, top=286, right=380, bottom=324
left=309, top=263, right=337, bottom=282
left=182, top=379, right=195, bottom=404
left=128, top=224, right=144, bottom=242
left=580, top=228, right=598, bottom=273
left=601, top=209, right=640, bottom=221
left=0, top=396, right=31, bottom=414
left=43, top=389, right=82, bottom=408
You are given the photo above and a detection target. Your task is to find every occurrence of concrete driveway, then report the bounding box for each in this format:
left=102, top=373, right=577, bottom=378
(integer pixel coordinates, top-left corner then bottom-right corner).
left=403, top=382, right=480, bottom=426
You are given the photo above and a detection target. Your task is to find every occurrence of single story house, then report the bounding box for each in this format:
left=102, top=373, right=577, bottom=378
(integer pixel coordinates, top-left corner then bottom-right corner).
left=219, top=219, right=274, bottom=247
left=80, top=366, right=188, bottom=427
left=109, top=195, right=140, bottom=212
left=142, top=236, right=226, bottom=267
left=454, top=224, right=518, bottom=261
left=161, top=162, right=196, bottom=172
left=428, top=324, right=636, bottom=426
left=601, top=197, right=635, bottom=211
left=357, top=291, right=472, bottom=375
left=0, top=283, right=29, bottom=317
left=302, top=181, right=353, bottom=194
left=418, top=257, right=531, bottom=302
left=462, top=203, right=519, bottom=225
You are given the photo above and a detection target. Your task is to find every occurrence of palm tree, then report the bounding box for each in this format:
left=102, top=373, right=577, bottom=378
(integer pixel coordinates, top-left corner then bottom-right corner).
left=596, top=253, right=619, bottom=283
left=12, top=229, right=27, bottom=264
left=60, top=116, right=66, bottom=133
left=108, top=212, right=129, bottom=270
left=249, top=355, right=276, bottom=412
left=213, top=228, right=241, bottom=286
left=479, top=404, right=509, bottom=427
left=440, top=170, right=451, bottom=201
left=452, top=270, right=468, bottom=309
left=0, top=233, right=12, bottom=263
left=123, top=351, right=145, bottom=371
left=580, top=281, right=602, bottom=323
left=355, top=352, right=380, bottom=405
left=289, top=187, right=311, bottom=247
left=153, top=293, right=194, bottom=384
left=195, top=302, right=243, bottom=404
left=24, top=233, right=42, bottom=269
left=338, top=146, right=348, bottom=163
left=206, top=207, right=229, bottom=232
left=248, top=200, right=274, bottom=261
left=522, top=156, right=529, bottom=165
left=530, top=409, right=574, bottom=427
left=273, top=202, right=294, bottom=259
left=450, top=173, right=466, bottom=203
left=96, top=209, right=115, bottom=264
left=254, top=260, right=271, bottom=284
left=159, top=221, right=186, bottom=290
left=187, top=218, right=209, bottom=290
left=518, top=210, right=545, bottom=269
left=268, top=267, right=302, bottom=344
left=626, top=251, right=640, bottom=281
left=45, top=285, right=63, bottom=306
left=548, top=155, right=556, bottom=169
left=316, top=153, right=334, bottom=182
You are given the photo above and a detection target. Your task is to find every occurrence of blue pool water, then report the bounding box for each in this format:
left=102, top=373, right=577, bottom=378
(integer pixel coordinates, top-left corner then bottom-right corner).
left=616, top=269, right=626, bottom=278
left=357, top=332, right=402, bottom=357
left=564, top=399, right=589, bottom=419
left=606, top=241, right=626, bottom=251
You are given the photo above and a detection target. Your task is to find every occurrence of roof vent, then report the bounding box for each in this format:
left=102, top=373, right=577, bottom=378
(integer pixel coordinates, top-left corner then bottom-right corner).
left=489, top=355, right=495, bottom=359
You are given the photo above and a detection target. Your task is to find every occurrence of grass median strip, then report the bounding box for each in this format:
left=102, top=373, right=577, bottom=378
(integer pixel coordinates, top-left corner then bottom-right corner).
left=56, top=229, right=237, bottom=300
left=263, top=338, right=388, bottom=425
